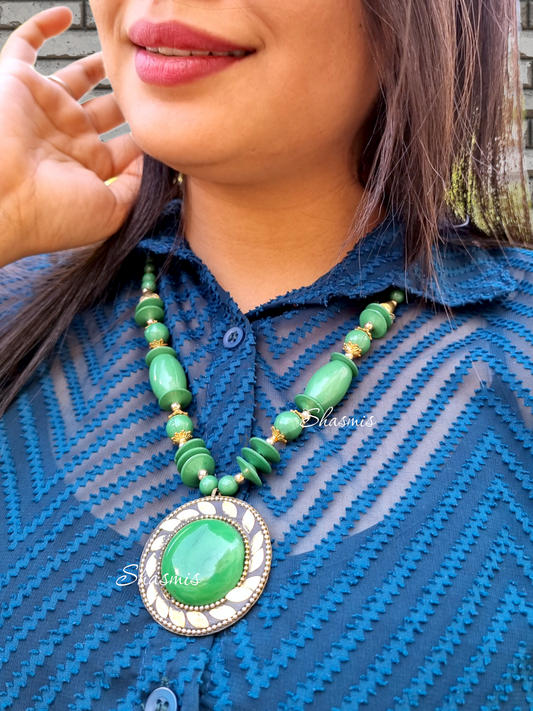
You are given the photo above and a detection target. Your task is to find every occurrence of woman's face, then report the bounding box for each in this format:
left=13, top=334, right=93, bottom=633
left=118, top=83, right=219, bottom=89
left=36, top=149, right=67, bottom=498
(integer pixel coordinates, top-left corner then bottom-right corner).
left=89, top=0, right=381, bottom=185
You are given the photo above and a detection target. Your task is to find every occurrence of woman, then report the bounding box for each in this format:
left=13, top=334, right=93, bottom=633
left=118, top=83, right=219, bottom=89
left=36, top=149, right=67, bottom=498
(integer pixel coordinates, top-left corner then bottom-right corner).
left=0, top=1, right=532, bottom=709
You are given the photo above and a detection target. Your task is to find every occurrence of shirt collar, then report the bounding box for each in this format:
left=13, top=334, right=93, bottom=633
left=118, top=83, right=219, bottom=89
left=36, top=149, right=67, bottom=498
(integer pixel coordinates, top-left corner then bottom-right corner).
left=135, top=198, right=518, bottom=313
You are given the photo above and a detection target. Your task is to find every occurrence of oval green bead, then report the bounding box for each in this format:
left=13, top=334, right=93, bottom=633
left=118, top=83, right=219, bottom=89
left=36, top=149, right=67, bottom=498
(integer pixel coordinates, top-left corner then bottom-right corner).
left=161, top=519, right=245, bottom=605
left=274, top=411, right=302, bottom=441
left=144, top=264, right=156, bottom=274
left=241, top=447, right=272, bottom=474
left=145, top=346, right=178, bottom=368
left=180, top=453, right=215, bottom=487
left=176, top=446, right=211, bottom=473
left=359, top=307, right=388, bottom=338
left=249, top=437, right=281, bottom=463
left=148, top=353, right=189, bottom=410
left=389, top=288, right=405, bottom=304
left=166, top=415, right=194, bottom=440
left=303, top=360, right=353, bottom=411
left=174, top=438, right=206, bottom=464
left=331, top=352, right=358, bottom=378
left=142, top=280, right=157, bottom=292
left=135, top=304, right=165, bottom=327
left=144, top=322, right=170, bottom=344
left=344, top=328, right=371, bottom=355
left=199, top=475, right=219, bottom=496
left=218, top=475, right=239, bottom=496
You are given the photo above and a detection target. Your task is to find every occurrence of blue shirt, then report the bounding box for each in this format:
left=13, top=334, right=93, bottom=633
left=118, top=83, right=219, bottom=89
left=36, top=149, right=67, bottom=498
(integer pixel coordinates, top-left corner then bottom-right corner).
left=1, top=199, right=532, bottom=710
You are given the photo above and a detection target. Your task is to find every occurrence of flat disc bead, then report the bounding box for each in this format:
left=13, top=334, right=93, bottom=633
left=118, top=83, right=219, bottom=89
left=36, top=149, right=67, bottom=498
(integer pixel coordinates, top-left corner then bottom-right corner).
left=176, top=446, right=211, bottom=473
left=160, top=519, right=245, bottom=606
left=175, top=438, right=206, bottom=460
left=241, top=447, right=272, bottom=474
left=180, top=453, right=216, bottom=488
left=249, top=437, right=281, bottom=463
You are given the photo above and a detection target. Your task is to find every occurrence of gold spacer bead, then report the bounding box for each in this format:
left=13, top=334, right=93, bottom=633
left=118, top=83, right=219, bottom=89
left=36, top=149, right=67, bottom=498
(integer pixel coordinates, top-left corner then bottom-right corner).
left=356, top=324, right=373, bottom=340
left=290, top=409, right=311, bottom=424
left=270, top=425, right=288, bottom=444
left=149, top=339, right=168, bottom=349
left=139, top=291, right=159, bottom=302
left=343, top=341, right=362, bottom=359
left=197, top=469, right=209, bottom=481
left=234, top=473, right=245, bottom=485
left=170, top=430, right=193, bottom=445
left=266, top=436, right=276, bottom=445
left=168, top=403, right=188, bottom=418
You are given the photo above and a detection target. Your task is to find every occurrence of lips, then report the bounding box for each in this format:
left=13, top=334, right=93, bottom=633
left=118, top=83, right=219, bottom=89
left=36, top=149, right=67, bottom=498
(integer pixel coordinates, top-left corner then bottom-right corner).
left=128, top=19, right=255, bottom=54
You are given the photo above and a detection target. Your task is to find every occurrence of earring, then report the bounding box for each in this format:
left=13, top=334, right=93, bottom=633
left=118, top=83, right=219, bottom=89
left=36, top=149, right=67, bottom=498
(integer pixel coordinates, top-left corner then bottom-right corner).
left=172, top=172, right=184, bottom=185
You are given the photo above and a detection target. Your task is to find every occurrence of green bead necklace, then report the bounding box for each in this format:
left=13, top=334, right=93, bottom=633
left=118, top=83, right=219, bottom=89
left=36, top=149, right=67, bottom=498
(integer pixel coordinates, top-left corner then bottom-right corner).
left=136, top=253, right=405, bottom=636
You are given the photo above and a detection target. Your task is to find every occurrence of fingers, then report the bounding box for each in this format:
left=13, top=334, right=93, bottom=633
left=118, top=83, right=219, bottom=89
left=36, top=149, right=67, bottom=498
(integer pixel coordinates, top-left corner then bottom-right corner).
left=0, top=6, right=73, bottom=66
left=104, top=133, right=144, bottom=178
left=47, top=52, right=107, bottom=102
left=82, top=91, right=126, bottom=135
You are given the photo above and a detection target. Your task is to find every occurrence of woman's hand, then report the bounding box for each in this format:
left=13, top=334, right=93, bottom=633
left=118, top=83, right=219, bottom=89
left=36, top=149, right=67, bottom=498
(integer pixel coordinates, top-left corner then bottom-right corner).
left=0, top=6, right=144, bottom=268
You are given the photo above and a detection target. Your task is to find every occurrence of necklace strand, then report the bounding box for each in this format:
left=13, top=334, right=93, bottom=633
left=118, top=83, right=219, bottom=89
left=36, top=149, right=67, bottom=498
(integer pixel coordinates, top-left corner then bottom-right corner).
left=136, top=254, right=405, bottom=495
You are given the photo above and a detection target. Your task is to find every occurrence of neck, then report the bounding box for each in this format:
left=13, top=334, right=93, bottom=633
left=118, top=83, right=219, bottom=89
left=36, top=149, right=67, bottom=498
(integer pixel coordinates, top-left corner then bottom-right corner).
left=182, top=167, right=386, bottom=315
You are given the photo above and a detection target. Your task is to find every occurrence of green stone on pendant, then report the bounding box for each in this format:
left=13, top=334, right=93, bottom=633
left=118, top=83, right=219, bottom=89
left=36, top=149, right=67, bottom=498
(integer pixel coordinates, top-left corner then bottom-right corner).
left=161, top=519, right=245, bottom=606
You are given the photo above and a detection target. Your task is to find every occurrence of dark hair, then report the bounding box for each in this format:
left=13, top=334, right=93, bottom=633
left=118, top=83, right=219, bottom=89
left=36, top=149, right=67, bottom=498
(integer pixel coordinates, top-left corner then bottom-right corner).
left=0, top=0, right=532, bottom=416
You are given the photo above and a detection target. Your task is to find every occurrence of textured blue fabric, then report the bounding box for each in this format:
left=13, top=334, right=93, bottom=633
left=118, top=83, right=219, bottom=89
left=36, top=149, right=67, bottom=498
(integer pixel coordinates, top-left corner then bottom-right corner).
left=0, top=198, right=532, bottom=711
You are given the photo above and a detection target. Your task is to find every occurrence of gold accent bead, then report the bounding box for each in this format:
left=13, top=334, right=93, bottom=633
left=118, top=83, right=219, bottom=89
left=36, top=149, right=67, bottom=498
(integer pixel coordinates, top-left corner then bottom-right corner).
left=168, top=403, right=188, bottom=418
left=145, top=319, right=158, bottom=327
left=290, top=409, right=311, bottom=424
left=171, top=430, right=193, bottom=445
left=234, top=473, right=245, bottom=485
left=356, top=324, right=373, bottom=340
left=139, top=291, right=159, bottom=302
left=343, top=341, right=362, bottom=359
left=269, top=426, right=288, bottom=444
left=198, top=469, right=209, bottom=481
left=266, top=437, right=275, bottom=445
left=149, top=339, right=168, bottom=349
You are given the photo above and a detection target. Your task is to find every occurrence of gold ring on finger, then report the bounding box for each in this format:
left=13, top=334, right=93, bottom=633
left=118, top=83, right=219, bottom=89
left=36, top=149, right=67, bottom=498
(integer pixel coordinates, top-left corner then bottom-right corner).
left=47, top=75, right=76, bottom=100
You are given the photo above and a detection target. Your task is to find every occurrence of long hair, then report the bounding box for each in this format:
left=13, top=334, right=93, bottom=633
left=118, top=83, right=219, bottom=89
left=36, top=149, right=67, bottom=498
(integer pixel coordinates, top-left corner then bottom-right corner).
left=0, top=0, right=531, bottom=416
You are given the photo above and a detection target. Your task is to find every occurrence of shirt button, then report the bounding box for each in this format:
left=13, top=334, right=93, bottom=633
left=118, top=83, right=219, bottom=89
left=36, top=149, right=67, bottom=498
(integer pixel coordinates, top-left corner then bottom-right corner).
left=145, top=687, right=178, bottom=711
left=223, top=326, right=245, bottom=349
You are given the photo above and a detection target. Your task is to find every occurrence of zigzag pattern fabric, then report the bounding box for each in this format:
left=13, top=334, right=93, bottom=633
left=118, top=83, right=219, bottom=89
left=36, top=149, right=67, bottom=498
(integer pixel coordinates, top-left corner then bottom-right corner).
left=0, top=199, right=532, bottom=710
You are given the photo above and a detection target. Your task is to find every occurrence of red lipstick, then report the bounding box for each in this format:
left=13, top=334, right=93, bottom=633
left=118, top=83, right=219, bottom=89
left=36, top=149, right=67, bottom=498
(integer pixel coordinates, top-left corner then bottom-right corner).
left=128, top=19, right=254, bottom=87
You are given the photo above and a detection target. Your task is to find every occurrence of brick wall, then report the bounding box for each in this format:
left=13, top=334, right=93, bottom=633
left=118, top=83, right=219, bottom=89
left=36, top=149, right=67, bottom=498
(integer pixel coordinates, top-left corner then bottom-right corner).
left=1, top=0, right=533, bottom=191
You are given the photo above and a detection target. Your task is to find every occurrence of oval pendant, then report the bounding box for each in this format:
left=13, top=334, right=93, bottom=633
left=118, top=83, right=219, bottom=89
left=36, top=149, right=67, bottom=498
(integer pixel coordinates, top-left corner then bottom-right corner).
left=138, top=496, right=272, bottom=636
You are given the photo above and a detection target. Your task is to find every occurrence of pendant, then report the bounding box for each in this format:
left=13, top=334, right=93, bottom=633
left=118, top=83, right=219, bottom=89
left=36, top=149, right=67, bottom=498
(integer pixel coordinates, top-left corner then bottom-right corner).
left=138, top=495, right=272, bottom=636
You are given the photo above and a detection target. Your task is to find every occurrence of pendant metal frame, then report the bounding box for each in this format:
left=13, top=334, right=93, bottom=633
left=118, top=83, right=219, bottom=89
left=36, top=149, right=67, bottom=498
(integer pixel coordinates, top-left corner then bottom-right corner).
left=138, top=496, right=272, bottom=636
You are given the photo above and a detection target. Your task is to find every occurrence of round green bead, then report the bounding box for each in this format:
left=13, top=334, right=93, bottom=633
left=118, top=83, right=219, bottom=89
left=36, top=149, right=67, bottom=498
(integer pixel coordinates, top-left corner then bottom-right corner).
left=161, top=519, right=245, bottom=605
left=359, top=307, right=388, bottom=339
left=144, top=322, right=170, bottom=344
left=344, top=328, right=371, bottom=355
left=142, top=277, right=157, bottom=290
left=389, top=288, right=405, bottom=304
left=218, top=475, right=239, bottom=496
left=144, top=264, right=156, bottom=274
left=274, top=411, right=302, bottom=441
left=199, top=475, right=219, bottom=496
left=249, top=437, right=281, bottom=463
left=241, top=447, right=272, bottom=474
left=166, top=414, right=194, bottom=440
left=180, top=452, right=215, bottom=488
